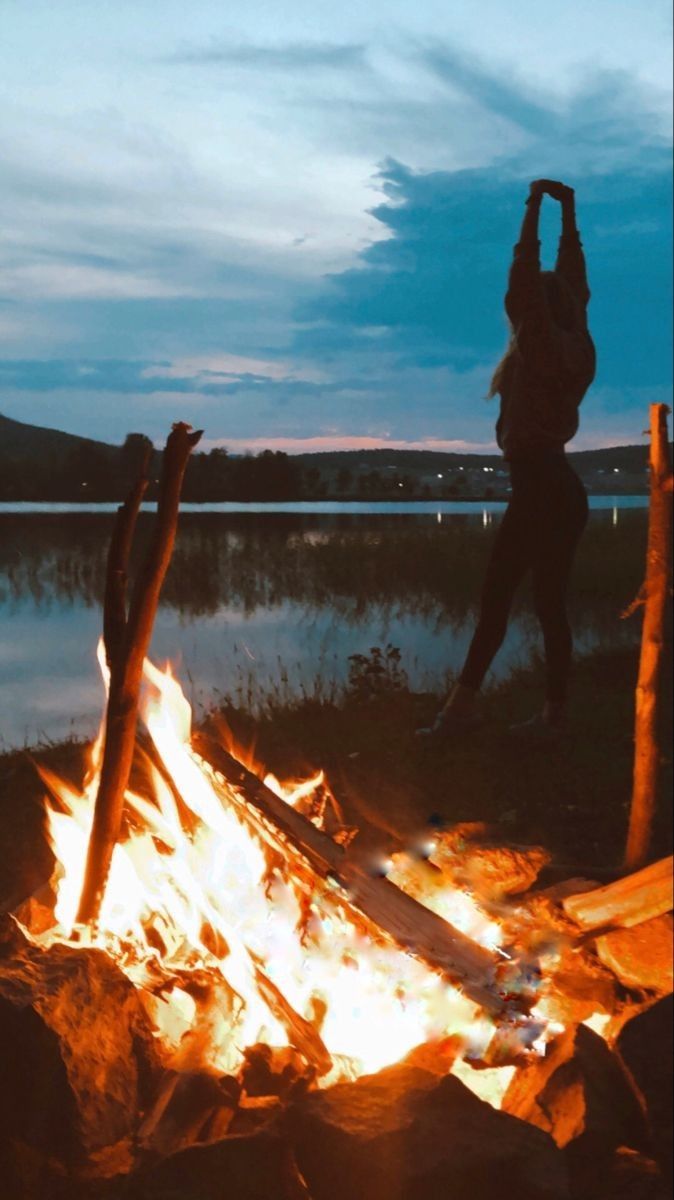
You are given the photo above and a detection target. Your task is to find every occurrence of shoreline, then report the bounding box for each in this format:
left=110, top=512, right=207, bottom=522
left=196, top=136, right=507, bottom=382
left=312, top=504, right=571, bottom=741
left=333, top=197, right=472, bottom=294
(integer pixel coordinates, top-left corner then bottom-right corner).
left=0, top=494, right=650, bottom=514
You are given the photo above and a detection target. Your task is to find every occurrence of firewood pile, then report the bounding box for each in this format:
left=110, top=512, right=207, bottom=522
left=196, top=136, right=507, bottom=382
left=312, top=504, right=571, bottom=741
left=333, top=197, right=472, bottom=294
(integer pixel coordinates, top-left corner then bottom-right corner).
left=1, top=773, right=672, bottom=1200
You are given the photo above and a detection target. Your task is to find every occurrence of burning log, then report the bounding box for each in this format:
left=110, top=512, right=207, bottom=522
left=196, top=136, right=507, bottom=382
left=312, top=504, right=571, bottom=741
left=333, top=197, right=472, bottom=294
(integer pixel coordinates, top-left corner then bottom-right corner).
left=77, top=422, right=202, bottom=926
left=192, top=731, right=507, bottom=1016
left=251, top=960, right=333, bottom=1078
left=562, top=856, right=673, bottom=933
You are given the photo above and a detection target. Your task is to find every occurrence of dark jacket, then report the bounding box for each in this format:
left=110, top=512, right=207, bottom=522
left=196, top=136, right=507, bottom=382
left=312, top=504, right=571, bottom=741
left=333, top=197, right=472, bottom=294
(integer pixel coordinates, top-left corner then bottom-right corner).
left=496, top=220, right=596, bottom=459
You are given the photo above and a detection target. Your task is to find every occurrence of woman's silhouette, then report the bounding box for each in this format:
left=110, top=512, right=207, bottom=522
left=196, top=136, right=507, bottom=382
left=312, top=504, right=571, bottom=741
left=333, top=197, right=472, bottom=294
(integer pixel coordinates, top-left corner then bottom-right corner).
left=421, top=178, right=596, bottom=737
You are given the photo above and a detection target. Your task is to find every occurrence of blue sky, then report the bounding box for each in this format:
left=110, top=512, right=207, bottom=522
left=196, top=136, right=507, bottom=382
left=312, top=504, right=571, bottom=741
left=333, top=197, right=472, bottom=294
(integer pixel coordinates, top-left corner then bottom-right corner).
left=0, top=0, right=671, bottom=452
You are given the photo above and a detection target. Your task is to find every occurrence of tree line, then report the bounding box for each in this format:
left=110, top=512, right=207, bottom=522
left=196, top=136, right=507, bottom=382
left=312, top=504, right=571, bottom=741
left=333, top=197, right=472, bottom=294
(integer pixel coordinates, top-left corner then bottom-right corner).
left=0, top=432, right=479, bottom=502
left=1, top=433, right=305, bottom=502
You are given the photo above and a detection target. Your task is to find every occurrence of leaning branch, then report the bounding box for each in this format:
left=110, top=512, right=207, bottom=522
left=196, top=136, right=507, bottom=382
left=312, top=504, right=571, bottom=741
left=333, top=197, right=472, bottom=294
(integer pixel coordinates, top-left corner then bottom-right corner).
left=102, top=448, right=151, bottom=671
left=625, top=404, right=673, bottom=869
left=77, top=423, right=201, bottom=926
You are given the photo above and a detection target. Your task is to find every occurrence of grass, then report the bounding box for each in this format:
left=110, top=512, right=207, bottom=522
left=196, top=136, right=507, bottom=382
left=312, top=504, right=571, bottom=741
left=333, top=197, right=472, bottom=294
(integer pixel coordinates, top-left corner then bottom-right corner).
left=211, top=644, right=673, bottom=871
left=1, top=645, right=671, bottom=913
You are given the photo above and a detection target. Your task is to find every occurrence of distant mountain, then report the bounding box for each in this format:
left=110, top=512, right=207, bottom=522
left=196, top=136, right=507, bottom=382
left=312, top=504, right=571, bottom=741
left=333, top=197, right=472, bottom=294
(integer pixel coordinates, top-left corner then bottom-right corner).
left=292, top=444, right=654, bottom=474
left=0, top=411, right=117, bottom=463
left=0, top=411, right=661, bottom=501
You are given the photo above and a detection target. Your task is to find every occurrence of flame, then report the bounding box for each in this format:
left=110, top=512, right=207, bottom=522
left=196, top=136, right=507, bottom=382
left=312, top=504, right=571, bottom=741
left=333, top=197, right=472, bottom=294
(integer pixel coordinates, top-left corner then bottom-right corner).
left=26, top=641, right=532, bottom=1102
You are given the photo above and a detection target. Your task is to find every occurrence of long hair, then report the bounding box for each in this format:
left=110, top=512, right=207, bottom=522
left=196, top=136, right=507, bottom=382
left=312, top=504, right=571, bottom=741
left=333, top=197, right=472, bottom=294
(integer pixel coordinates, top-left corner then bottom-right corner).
left=487, top=326, right=517, bottom=399
left=487, top=271, right=581, bottom=399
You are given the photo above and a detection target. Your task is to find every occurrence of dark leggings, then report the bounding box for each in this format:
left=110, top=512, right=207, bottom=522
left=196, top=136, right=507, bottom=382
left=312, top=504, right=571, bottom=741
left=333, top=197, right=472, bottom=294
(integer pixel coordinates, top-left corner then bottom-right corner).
left=459, top=454, right=589, bottom=703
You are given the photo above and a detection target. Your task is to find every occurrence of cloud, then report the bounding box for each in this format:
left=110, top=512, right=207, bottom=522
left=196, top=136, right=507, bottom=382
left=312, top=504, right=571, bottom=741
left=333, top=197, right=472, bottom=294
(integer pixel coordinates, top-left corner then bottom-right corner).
left=0, top=352, right=325, bottom=396
left=293, top=59, right=672, bottom=411
left=0, top=35, right=670, bottom=450
left=141, top=353, right=325, bottom=385
left=163, top=40, right=367, bottom=71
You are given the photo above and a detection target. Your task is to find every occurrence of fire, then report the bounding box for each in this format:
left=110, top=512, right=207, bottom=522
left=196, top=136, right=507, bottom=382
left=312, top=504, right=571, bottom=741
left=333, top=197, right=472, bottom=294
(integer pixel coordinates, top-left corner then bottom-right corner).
left=25, top=642, right=541, bottom=1104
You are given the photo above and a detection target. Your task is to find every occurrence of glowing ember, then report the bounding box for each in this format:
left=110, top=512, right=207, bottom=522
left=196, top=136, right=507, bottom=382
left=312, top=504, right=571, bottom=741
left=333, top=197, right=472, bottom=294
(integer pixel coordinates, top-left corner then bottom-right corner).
left=24, top=642, right=552, bottom=1104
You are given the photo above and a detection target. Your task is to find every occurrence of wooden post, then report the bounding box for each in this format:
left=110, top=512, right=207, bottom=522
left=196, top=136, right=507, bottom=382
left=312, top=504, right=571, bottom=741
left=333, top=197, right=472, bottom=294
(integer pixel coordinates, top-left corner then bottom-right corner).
left=77, top=423, right=202, bottom=925
left=625, top=404, right=673, bottom=869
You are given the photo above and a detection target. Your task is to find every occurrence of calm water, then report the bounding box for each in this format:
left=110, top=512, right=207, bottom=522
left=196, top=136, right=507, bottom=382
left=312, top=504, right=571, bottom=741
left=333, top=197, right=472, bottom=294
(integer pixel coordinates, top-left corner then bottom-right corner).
left=0, top=499, right=647, bottom=749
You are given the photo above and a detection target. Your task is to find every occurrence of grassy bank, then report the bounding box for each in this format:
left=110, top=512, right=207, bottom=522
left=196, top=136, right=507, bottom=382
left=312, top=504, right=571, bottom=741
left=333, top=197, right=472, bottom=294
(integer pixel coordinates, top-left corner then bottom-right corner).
left=213, top=644, right=672, bottom=870
left=1, top=645, right=671, bottom=912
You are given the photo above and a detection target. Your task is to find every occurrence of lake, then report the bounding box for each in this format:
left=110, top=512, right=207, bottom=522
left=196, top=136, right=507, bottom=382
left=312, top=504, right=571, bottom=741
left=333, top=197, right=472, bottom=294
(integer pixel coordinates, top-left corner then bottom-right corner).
left=0, top=498, right=648, bottom=750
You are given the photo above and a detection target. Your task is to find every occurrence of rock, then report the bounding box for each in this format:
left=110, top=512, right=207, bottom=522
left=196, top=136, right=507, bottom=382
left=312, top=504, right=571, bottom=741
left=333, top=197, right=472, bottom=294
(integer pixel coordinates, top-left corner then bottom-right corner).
left=596, top=914, right=674, bottom=993
left=567, top=1145, right=668, bottom=1200
left=122, top=1129, right=296, bottom=1200
left=399, top=1034, right=463, bottom=1075
left=0, top=915, right=160, bottom=1168
left=229, top=1095, right=284, bottom=1136
left=288, top=1061, right=570, bottom=1200
left=540, top=944, right=618, bottom=1027
left=618, top=995, right=673, bottom=1185
left=13, top=892, right=58, bottom=936
left=503, top=1025, right=648, bottom=1158
left=391, top=825, right=550, bottom=904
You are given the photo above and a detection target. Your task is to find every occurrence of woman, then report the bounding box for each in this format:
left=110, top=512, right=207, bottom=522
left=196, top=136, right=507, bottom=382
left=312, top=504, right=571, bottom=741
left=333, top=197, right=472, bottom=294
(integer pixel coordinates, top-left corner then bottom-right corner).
left=421, top=178, right=596, bottom=737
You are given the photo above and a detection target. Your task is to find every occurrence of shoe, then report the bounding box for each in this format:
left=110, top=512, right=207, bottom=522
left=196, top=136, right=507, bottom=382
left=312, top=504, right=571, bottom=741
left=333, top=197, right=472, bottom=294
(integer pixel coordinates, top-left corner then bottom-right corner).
left=415, top=703, right=484, bottom=741
left=508, top=712, right=567, bottom=741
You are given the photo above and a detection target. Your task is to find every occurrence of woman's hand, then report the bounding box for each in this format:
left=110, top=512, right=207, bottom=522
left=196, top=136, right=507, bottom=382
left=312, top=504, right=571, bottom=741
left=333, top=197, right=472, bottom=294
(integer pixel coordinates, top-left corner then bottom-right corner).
left=531, top=179, right=574, bottom=203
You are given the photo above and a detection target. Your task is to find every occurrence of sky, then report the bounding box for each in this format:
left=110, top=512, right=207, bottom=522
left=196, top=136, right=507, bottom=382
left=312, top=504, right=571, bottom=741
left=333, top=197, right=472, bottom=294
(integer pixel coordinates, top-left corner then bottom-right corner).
left=0, top=0, right=671, bottom=453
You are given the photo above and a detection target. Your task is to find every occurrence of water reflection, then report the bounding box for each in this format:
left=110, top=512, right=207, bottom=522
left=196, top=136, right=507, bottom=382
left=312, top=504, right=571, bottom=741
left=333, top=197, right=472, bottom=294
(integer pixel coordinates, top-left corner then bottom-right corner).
left=0, top=508, right=646, bottom=748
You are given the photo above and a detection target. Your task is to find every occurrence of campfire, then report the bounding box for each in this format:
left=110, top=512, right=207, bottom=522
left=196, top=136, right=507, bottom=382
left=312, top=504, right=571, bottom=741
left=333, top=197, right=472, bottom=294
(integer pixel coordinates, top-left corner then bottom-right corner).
left=3, top=647, right=672, bottom=1198
left=1, top=423, right=671, bottom=1200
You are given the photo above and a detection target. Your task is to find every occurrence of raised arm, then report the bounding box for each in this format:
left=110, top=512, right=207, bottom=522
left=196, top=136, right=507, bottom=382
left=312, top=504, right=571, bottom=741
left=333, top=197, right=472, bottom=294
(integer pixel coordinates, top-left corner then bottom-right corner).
left=504, top=183, right=545, bottom=325
left=555, top=186, right=590, bottom=308
left=504, top=182, right=557, bottom=362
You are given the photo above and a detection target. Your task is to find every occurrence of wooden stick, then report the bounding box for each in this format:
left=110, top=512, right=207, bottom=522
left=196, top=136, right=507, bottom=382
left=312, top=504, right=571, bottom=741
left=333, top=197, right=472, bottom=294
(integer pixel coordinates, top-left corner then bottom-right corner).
left=103, top=447, right=151, bottom=671
left=563, top=854, right=673, bottom=931
left=77, top=424, right=202, bottom=925
left=191, top=732, right=505, bottom=1015
left=625, top=404, right=673, bottom=869
left=251, top=961, right=333, bottom=1077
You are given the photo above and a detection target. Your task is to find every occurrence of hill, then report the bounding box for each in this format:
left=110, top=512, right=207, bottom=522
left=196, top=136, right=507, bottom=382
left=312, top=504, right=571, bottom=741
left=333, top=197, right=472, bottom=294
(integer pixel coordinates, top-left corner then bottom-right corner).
left=0, top=412, right=658, bottom=501
left=292, top=444, right=653, bottom=475
left=0, top=411, right=117, bottom=463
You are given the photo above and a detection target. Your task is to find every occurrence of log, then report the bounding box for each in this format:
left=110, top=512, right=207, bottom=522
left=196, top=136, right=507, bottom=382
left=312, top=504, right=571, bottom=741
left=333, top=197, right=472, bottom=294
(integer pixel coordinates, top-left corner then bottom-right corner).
left=562, top=855, right=673, bottom=932
left=191, top=732, right=506, bottom=1016
left=77, top=423, right=202, bottom=925
left=625, top=403, right=673, bottom=869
